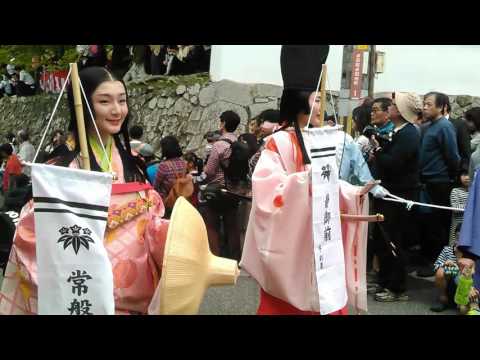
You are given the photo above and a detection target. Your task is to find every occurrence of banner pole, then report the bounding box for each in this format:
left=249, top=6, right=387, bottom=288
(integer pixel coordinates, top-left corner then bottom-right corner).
left=70, top=63, right=90, bottom=171
left=319, top=64, right=327, bottom=127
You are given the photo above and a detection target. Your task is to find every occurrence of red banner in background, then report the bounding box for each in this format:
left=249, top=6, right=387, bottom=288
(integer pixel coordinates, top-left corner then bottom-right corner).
left=39, top=70, right=69, bottom=93
left=350, top=50, right=364, bottom=100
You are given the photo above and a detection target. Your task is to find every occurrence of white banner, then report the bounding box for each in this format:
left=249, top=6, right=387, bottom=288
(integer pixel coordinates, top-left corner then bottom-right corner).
left=31, top=163, right=115, bottom=315
left=306, top=127, right=347, bottom=315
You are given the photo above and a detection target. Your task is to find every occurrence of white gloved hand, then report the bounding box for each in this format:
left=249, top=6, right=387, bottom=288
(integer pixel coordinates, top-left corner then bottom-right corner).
left=370, top=185, right=390, bottom=199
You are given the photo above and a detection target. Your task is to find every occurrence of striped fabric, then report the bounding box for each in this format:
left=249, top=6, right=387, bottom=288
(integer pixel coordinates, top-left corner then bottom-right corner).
left=33, top=196, right=108, bottom=222
left=154, top=158, right=187, bottom=202
left=434, top=245, right=457, bottom=272
left=203, top=133, right=237, bottom=186
left=310, top=146, right=337, bottom=160
left=449, top=187, right=469, bottom=245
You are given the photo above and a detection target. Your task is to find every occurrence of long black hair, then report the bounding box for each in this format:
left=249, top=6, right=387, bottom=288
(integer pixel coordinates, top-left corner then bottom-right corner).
left=160, top=136, right=183, bottom=160
left=278, top=89, right=312, bottom=165
left=238, top=133, right=261, bottom=157
left=58, top=66, right=146, bottom=182
left=465, top=107, right=480, bottom=132
left=352, top=103, right=373, bottom=134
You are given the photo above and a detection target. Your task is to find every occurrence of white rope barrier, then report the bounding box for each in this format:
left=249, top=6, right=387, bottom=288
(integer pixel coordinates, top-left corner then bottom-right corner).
left=383, top=194, right=465, bottom=212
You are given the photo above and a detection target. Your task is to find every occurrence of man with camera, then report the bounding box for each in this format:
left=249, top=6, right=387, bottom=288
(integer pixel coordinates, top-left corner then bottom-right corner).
left=363, top=98, right=394, bottom=177
left=371, top=98, right=395, bottom=136
left=369, top=93, right=423, bottom=302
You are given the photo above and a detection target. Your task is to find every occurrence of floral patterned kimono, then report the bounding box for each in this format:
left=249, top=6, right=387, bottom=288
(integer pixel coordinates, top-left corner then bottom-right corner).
left=0, top=143, right=169, bottom=315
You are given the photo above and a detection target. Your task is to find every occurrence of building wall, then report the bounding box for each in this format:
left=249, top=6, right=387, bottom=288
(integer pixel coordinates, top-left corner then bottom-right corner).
left=0, top=78, right=284, bottom=159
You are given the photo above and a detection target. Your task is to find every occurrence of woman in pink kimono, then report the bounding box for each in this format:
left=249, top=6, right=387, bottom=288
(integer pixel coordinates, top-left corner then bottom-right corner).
left=240, top=46, right=388, bottom=315
left=0, top=67, right=170, bottom=315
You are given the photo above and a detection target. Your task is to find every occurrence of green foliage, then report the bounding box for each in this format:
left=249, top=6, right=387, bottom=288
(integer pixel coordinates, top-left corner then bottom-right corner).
left=44, top=47, right=79, bottom=71
left=0, top=45, right=77, bottom=71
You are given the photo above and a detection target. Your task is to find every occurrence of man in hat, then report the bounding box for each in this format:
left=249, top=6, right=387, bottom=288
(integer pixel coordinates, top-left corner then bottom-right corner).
left=241, top=45, right=389, bottom=315
left=369, top=92, right=422, bottom=302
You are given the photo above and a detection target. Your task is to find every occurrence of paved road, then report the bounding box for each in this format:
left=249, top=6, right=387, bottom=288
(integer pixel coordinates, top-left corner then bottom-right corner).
left=198, top=270, right=457, bottom=315
left=0, top=270, right=456, bottom=315
left=0, top=193, right=455, bottom=315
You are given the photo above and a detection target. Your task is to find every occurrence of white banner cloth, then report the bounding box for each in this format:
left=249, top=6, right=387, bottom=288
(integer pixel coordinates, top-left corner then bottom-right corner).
left=305, top=127, right=347, bottom=315
left=31, top=163, right=114, bottom=315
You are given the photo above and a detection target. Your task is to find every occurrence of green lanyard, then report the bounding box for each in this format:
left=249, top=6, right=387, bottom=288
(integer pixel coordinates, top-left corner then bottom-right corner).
left=88, top=133, right=112, bottom=173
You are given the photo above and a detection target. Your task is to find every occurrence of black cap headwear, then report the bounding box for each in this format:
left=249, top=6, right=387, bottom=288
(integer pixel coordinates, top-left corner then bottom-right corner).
left=279, top=45, right=330, bottom=165
left=280, top=45, right=330, bottom=92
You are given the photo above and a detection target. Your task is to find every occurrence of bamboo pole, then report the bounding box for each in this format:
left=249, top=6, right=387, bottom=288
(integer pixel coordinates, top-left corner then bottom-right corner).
left=318, top=64, right=327, bottom=127
left=70, top=63, right=90, bottom=171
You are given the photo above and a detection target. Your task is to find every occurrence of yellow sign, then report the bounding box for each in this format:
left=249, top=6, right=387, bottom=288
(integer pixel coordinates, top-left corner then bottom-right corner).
left=356, top=45, right=369, bottom=51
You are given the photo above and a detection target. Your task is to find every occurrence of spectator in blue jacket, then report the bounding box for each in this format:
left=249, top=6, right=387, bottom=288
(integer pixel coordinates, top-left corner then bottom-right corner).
left=417, top=92, right=460, bottom=278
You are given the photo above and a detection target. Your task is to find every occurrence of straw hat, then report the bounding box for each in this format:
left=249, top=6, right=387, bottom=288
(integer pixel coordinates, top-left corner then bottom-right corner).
left=394, top=92, right=423, bottom=123
left=157, top=197, right=240, bottom=314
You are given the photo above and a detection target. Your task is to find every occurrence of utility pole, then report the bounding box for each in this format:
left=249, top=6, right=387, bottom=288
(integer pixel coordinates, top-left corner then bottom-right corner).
left=338, top=46, right=353, bottom=133
left=367, top=45, right=376, bottom=98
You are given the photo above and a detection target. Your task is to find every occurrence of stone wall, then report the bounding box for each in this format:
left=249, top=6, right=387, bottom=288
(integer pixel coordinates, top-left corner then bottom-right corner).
left=1, top=75, right=479, bottom=158
left=0, top=77, right=288, bottom=158
left=449, top=95, right=480, bottom=118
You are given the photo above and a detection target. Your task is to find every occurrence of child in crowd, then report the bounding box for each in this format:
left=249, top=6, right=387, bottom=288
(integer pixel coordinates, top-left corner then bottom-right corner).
left=430, top=173, right=471, bottom=312
left=430, top=241, right=462, bottom=312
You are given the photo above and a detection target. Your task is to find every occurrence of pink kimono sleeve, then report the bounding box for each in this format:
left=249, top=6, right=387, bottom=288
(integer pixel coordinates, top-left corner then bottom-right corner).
left=143, top=190, right=170, bottom=314
left=0, top=201, right=38, bottom=315
left=240, top=147, right=318, bottom=311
